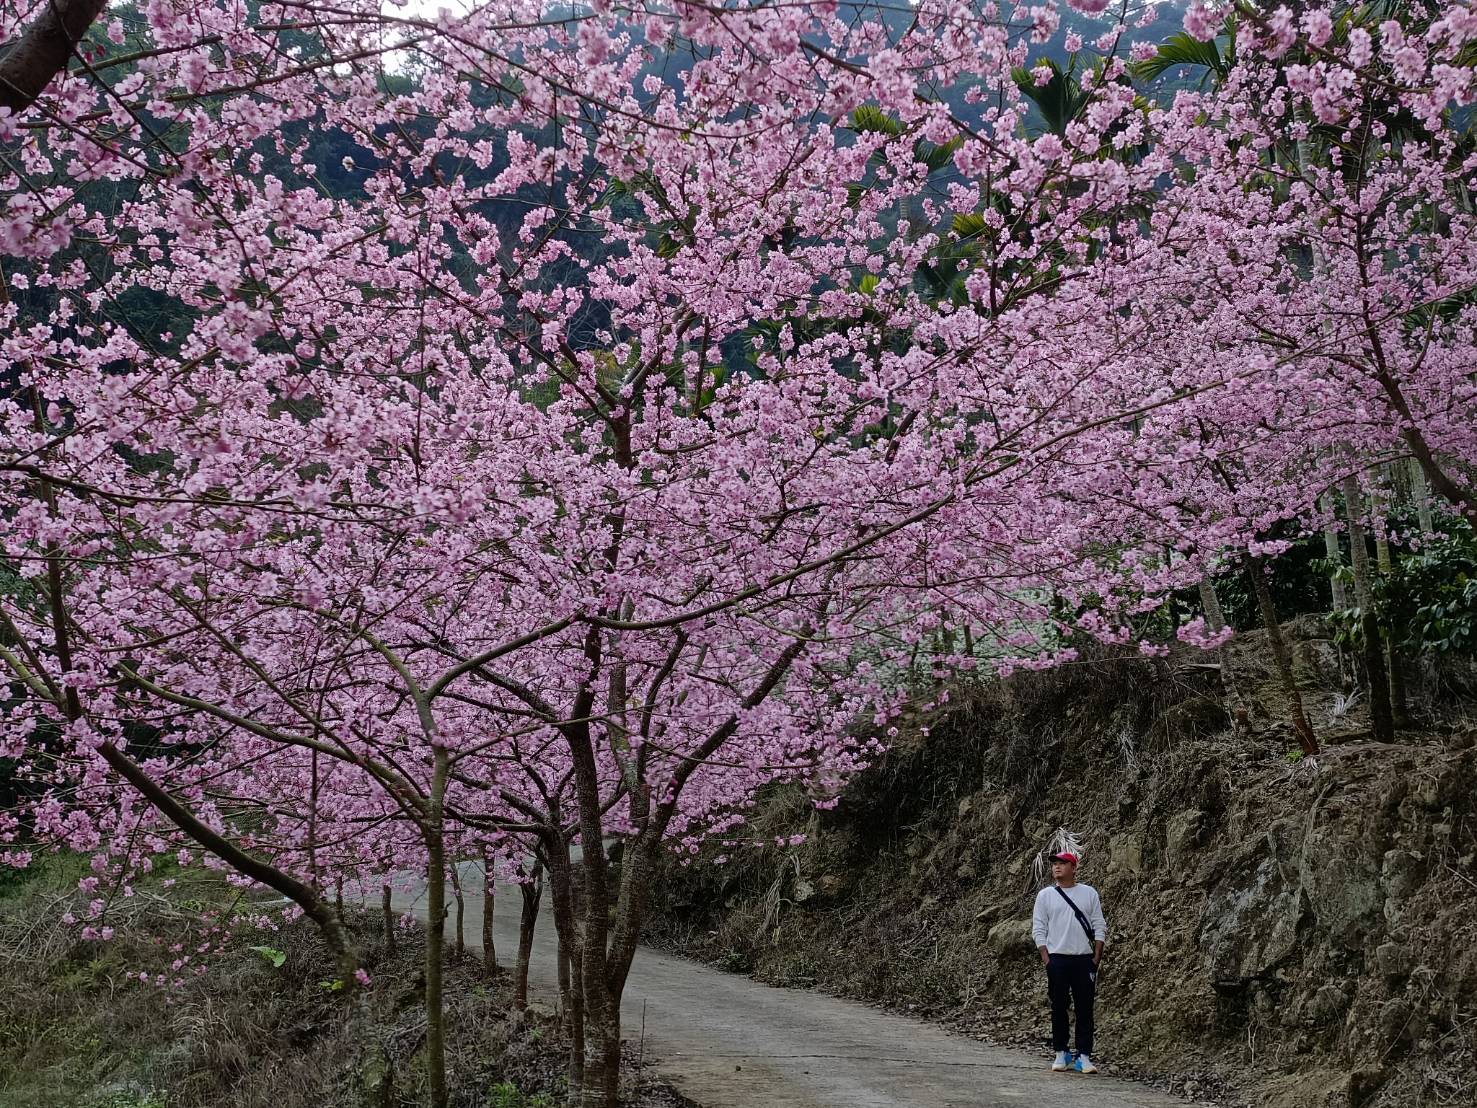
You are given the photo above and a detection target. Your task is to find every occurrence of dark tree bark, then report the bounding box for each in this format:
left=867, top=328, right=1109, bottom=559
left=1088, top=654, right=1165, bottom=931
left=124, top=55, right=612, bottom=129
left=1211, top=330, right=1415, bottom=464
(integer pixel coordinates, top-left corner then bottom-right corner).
left=482, top=856, right=497, bottom=975
left=0, top=0, right=111, bottom=113
left=381, top=884, right=396, bottom=955
left=423, top=751, right=450, bottom=1108
left=515, top=862, right=543, bottom=1008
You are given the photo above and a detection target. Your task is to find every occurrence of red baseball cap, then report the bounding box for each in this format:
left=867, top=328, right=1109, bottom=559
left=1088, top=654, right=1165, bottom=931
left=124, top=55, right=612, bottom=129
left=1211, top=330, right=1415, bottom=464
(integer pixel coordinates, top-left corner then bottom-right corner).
left=1050, top=851, right=1079, bottom=865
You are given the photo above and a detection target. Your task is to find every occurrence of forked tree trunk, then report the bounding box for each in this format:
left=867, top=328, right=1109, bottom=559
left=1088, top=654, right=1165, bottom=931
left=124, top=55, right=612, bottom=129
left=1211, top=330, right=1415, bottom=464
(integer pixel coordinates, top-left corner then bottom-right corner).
left=515, top=863, right=543, bottom=1009
left=1343, top=476, right=1395, bottom=742
left=1246, top=555, right=1320, bottom=755
left=381, top=884, right=397, bottom=955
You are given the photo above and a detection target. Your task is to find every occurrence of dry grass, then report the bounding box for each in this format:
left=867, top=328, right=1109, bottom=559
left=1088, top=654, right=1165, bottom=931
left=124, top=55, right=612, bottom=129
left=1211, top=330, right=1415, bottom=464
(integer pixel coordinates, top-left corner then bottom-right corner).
left=0, top=859, right=683, bottom=1108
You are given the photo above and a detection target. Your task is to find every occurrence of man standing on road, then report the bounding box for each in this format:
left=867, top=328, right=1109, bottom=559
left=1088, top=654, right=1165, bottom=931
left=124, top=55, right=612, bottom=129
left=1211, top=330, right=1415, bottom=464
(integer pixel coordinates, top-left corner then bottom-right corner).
left=1031, top=850, right=1107, bottom=1074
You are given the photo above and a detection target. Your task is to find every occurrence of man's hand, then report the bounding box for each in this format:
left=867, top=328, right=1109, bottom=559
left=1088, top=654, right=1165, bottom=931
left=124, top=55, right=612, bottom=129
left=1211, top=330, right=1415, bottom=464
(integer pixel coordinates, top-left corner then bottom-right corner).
left=1039, top=947, right=1051, bottom=967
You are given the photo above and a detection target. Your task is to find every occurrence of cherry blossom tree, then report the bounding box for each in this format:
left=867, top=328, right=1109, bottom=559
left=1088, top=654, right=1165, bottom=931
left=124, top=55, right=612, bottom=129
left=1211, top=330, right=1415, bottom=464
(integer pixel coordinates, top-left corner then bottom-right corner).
left=8, top=2, right=1477, bottom=1106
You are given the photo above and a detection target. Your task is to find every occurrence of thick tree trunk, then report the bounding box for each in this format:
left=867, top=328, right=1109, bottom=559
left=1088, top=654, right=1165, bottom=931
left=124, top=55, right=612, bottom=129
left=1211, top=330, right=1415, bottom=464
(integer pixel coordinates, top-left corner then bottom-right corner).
left=482, top=857, right=497, bottom=974
left=424, top=751, right=450, bottom=1108
left=1245, top=556, right=1320, bottom=755
left=515, top=863, right=543, bottom=1009
left=0, top=0, right=111, bottom=114
left=1343, top=476, right=1395, bottom=742
left=382, top=884, right=397, bottom=955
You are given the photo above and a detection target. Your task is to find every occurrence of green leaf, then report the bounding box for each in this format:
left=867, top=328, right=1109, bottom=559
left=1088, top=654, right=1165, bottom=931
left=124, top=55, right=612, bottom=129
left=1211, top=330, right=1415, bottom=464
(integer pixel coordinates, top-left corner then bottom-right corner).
left=952, top=212, right=987, bottom=239
left=848, top=105, right=903, bottom=137
left=916, top=136, right=962, bottom=172
left=250, top=945, right=287, bottom=968
left=1129, top=31, right=1234, bottom=85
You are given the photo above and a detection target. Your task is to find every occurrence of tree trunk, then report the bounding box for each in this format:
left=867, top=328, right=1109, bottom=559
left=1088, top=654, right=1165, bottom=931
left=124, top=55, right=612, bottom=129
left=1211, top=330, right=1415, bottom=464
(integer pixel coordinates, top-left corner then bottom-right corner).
left=482, top=856, right=497, bottom=975
left=454, top=883, right=466, bottom=958
left=1343, top=476, right=1395, bottom=742
left=1372, top=480, right=1410, bottom=728
left=382, top=884, right=397, bottom=956
left=1246, top=556, right=1320, bottom=755
left=544, top=841, right=584, bottom=1099
left=579, top=1002, right=621, bottom=1108
left=424, top=751, right=450, bottom=1108
left=0, top=0, right=111, bottom=114
left=1319, top=493, right=1349, bottom=611
left=1409, top=458, right=1435, bottom=533
left=335, top=876, right=345, bottom=923
left=1198, top=579, right=1252, bottom=732
left=515, top=863, right=543, bottom=1009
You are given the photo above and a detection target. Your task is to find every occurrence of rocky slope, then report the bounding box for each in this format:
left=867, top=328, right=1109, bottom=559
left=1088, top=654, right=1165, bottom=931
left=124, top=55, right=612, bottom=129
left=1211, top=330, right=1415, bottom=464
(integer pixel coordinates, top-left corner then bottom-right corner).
left=645, top=620, right=1477, bottom=1108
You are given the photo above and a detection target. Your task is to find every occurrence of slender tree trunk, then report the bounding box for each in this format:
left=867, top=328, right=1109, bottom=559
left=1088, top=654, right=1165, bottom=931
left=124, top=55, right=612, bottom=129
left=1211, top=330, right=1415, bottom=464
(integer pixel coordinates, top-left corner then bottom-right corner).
left=482, top=856, right=497, bottom=974
left=382, top=884, right=397, bottom=956
left=335, top=876, right=345, bottom=923
left=568, top=717, right=622, bottom=1108
left=451, top=865, right=466, bottom=958
left=1198, top=579, right=1252, bottom=732
left=1319, top=493, right=1349, bottom=611
left=1372, top=479, right=1410, bottom=727
left=424, top=751, right=450, bottom=1108
left=1246, top=556, right=1320, bottom=755
left=1343, top=476, right=1395, bottom=742
left=544, top=841, right=584, bottom=1099
left=515, top=863, right=543, bottom=1009
left=1409, top=458, right=1435, bottom=533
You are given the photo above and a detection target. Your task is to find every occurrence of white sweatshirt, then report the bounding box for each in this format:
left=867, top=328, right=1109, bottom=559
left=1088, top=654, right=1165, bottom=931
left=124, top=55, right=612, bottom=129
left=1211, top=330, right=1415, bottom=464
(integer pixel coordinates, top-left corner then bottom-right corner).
left=1031, top=883, right=1108, bottom=955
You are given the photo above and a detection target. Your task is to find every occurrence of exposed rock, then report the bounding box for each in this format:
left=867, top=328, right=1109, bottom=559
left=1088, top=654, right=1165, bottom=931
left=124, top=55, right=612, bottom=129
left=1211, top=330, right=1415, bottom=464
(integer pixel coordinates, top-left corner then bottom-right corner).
left=1374, top=940, right=1412, bottom=981
left=1201, top=840, right=1303, bottom=987
left=1381, top=849, right=1424, bottom=917
left=1165, top=809, right=1206, bottom=870
left=987, top=918, right=1034, bottom=956
left=1300, top=826, right=1383, bottom=948
left=1304, top=983, right=1350, bottom=1026
left=1109, top=832, right=1144, bottom=877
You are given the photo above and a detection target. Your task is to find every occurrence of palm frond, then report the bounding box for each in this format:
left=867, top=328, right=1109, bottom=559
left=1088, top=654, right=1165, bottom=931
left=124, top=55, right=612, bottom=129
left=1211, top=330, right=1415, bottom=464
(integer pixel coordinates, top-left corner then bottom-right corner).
left=1129, top=31, right=1233, bottom=84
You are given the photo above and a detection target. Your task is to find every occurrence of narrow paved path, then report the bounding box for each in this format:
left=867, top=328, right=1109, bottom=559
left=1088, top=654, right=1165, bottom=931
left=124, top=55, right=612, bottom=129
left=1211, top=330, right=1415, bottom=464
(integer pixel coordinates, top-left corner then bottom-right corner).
left=390, top=873, right=1177, bottom=1108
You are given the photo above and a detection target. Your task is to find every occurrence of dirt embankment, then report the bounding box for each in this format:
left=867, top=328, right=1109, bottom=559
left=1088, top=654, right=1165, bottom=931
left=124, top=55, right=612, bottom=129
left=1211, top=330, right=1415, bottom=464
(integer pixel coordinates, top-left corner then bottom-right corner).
left=645, top=621, right=1477, bottom=1108
left=0, top=862, right=685, bottom=1108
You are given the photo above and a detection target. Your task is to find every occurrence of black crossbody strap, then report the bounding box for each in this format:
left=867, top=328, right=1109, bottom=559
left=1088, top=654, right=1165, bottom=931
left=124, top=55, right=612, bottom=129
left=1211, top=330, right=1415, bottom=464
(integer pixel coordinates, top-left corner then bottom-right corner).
left=1054, top=886, right=1097, bottom=949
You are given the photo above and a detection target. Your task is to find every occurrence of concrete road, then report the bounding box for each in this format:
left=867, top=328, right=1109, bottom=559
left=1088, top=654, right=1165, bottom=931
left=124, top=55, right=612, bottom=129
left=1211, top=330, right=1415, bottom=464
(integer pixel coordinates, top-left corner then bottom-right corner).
left=389, top=873, right=1178, bottom=1108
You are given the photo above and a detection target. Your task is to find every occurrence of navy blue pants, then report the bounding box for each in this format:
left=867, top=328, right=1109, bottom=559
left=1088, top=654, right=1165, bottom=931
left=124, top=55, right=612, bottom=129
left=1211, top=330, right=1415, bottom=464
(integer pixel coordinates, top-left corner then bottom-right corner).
left=1046, top=953, right=1096, bottom=1055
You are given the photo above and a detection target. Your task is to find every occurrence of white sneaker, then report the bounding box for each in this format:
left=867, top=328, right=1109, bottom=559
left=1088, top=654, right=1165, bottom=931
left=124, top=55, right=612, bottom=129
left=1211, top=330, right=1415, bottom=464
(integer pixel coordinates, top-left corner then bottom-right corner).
left=1051, top=1051, right=1071, bottom=1072
left=1074, top=1053, right=1098, bottom=1074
